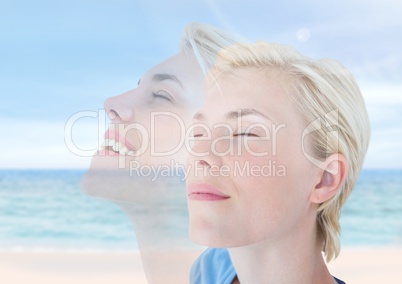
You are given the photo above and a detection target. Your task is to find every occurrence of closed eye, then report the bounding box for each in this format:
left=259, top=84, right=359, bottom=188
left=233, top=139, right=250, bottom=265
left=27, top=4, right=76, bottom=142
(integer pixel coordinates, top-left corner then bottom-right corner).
left=152, top=90, right=173, bottom=102
left=193, top=133, right=204, bottom=138
left=234, top=132, right=259, bottom=137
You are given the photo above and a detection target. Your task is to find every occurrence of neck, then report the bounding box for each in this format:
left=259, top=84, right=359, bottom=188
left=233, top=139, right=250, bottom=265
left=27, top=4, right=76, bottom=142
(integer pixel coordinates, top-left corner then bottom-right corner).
left=228, top=215, right=336, bottom=284
left=121, top=203, right=203, bottom=284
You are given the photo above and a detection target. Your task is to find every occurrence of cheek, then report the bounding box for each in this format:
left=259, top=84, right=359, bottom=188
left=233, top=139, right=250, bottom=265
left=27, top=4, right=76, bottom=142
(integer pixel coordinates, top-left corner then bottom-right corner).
left=228, top=152, right=311, bottom=239
left=232, top=176, right=308, bottom=243
left=231, top=140, right=286, bottom=180
left=144, top=109, right=193, bottom=163
left=239, top=138, right=273, bottom=158
left=154, top=117, right=182, bottom=144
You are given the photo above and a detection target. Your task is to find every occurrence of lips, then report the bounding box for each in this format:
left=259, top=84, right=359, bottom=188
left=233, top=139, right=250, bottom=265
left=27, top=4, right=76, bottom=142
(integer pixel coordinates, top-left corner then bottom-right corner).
left=187, top=183, right=230, bottom=201
left=99, top=129, right=137, bottom=156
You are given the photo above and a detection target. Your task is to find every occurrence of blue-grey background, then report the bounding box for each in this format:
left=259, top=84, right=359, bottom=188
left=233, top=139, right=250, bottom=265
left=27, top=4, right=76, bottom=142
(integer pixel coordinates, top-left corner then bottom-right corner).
left=0, top=169, right=401, bottom=250
left=1, top=1, right=401, bottom=250
left=0, top=0, right=401, bottom=169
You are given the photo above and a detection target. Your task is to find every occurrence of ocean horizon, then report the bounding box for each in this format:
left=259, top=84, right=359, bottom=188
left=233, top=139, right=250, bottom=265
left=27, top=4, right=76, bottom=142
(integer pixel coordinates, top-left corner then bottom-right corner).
left=0, top=169, right=401, bottom=252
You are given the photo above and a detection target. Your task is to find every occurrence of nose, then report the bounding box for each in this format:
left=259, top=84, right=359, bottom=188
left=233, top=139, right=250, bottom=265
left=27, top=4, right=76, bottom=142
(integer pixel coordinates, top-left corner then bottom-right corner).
left=104, top=90, right=135, bottom=122
left=189, top=134, right=223, bottom=170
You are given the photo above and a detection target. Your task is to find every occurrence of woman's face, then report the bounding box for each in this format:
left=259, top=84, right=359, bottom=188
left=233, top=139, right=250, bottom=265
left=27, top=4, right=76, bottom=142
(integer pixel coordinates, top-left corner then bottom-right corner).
left=186, top=68, right=320, bottom=248
left=89, top=52, right=204, bottom=170
left=81, top=52, right=204, bottom=202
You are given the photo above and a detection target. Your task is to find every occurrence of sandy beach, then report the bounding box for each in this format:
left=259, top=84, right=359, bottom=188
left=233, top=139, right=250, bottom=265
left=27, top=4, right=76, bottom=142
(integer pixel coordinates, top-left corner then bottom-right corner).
left=1, top=247, right=401, bottom=284
left=327, top=246, right=402, bottom=283
left=0, top=250, right=147, bottom=284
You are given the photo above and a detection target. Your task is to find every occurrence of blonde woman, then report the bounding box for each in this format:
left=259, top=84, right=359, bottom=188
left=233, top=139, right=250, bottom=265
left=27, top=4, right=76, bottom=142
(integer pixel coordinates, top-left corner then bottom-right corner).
left=187, top=42, right=370, bottom=284
left=82, top=23, right=239, bottom=283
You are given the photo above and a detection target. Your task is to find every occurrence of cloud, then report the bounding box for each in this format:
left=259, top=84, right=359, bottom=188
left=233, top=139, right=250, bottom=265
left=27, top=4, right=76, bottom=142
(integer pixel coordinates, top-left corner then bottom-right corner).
left=353, top=54, right=402, bottom=82
left=362, top=83, right=402, bottom=107
left=364, top=127, right=402, bottom=168
left=2, top=0, right=401, bottom=169
left=0, top=118, right=97, bottom=169
left=360, top=82, right=402, bottom=168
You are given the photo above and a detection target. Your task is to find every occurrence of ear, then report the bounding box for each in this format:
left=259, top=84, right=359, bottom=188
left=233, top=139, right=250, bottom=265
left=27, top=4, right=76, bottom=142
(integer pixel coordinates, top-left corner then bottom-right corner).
left=310, top=153, right=348, bottom=204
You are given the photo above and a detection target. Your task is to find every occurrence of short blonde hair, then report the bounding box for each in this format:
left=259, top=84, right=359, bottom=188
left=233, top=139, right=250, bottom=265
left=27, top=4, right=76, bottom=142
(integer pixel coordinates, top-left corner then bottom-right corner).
left=179, top=22, right=241, bottom=75
left=213, top=42, right=370, bottom=262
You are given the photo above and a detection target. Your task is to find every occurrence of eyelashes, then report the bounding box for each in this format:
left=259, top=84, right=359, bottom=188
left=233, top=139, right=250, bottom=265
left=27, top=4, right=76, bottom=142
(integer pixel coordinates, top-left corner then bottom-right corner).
left=152, top=90, right=173, bottom=102
left=192, top=132, right=260, bottom=138
left=233, top=132, right=259, bottom=137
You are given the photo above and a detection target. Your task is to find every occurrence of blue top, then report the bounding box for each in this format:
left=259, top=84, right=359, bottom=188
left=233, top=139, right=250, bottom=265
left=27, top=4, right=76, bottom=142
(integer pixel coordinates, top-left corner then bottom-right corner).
left=190, top=248, right=346, bottom=284
left=190, top=248, right=236, bottom=284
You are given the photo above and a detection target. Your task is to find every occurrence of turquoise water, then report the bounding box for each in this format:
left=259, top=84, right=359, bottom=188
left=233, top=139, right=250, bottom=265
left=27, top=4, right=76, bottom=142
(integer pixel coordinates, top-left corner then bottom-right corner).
left=0, top=170, right=136, bottom=251
left=340, top=169, right=402, bottom=245
left=0, top=169, right=401, bottom=250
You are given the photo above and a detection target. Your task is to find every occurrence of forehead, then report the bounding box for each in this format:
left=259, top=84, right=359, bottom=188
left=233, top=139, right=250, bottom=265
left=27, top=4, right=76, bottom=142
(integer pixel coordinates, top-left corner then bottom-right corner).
left=199, top=68, right=306, bottom=134
left=142, top=52, right=205, bottom=105
left=145, top=52, right=204, bottom=86
left=205, top=68, right=290, bottom=113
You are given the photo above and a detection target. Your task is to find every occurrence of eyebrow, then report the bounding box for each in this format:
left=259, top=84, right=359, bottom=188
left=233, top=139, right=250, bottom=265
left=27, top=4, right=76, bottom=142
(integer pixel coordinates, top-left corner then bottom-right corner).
left=194, top=108, right=272, bottom=121
left=137, top=73, right=184, bottom=88
left=152, top=73, right=183, bottom=89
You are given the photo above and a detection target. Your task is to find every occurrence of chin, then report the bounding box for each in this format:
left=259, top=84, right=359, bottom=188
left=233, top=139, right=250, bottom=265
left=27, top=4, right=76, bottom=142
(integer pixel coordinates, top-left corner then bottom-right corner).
left=189, top=221, right=232, bottom=248
left=88, top=152, right=136, bottom=170
left=80, top=154, right=133, bottom=199
left=80, top=168, right=118, bottom=199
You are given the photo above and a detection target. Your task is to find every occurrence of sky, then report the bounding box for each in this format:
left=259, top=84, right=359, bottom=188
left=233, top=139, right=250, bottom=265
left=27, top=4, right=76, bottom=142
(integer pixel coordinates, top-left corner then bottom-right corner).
left=0, top=0, right=401, bottom=169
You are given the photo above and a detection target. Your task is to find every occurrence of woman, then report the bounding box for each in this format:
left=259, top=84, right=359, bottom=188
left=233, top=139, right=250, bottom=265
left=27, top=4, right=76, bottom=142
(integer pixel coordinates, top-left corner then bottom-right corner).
left=81, top=23, right=239, bottom=283
left=187, top=42, right=370, bottom=283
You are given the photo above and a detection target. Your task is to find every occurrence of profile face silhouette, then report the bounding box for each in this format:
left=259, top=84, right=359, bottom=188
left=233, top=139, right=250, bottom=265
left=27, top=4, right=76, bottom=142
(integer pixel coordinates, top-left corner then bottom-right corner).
left=81, top=51, right=205, bottom=202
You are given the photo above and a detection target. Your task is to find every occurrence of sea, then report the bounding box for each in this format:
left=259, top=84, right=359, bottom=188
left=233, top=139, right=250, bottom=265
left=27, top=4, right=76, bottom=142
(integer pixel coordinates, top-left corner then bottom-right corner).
left=0, top=169, right=401, bottom=252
